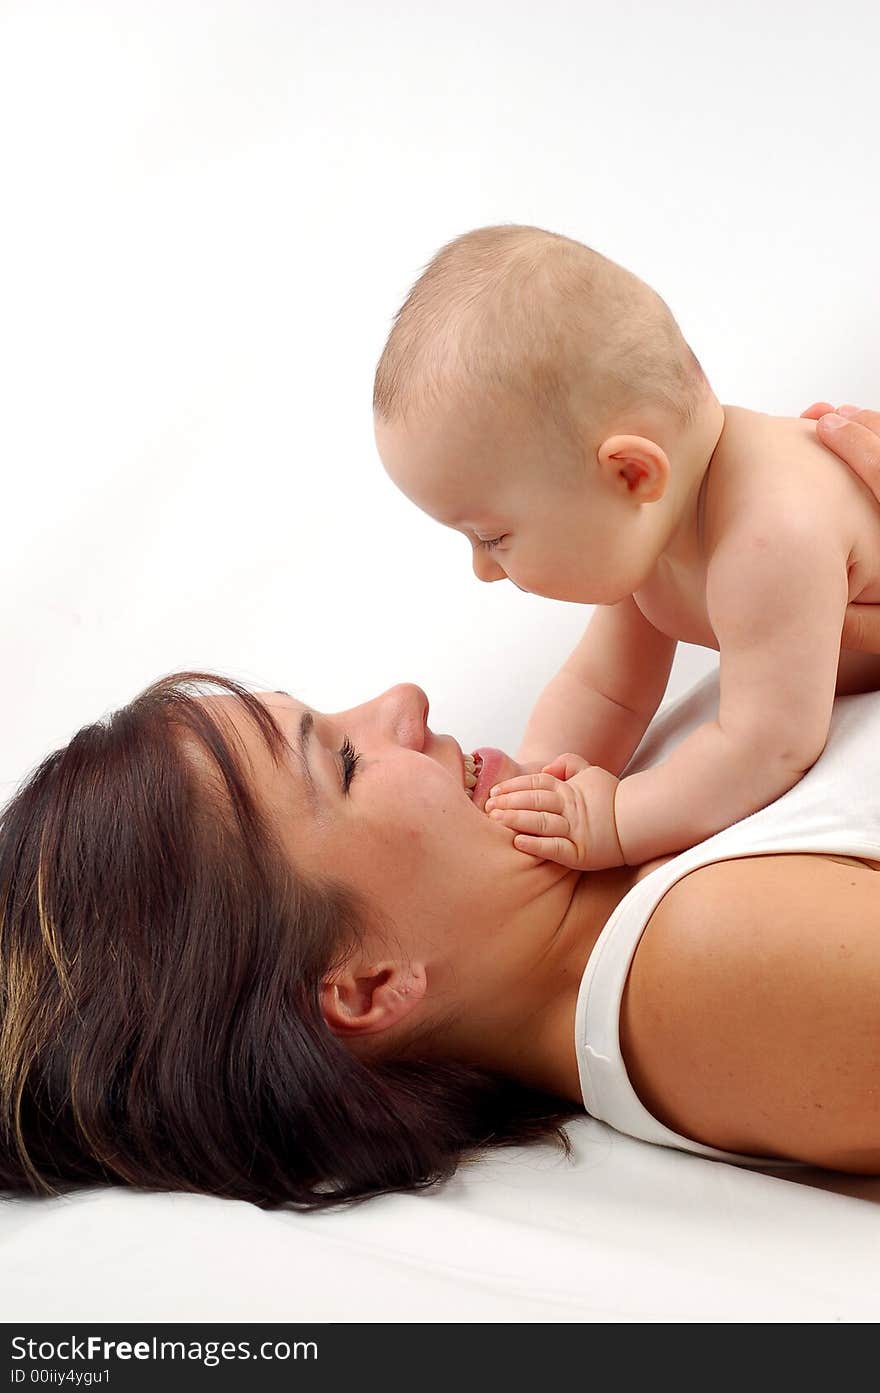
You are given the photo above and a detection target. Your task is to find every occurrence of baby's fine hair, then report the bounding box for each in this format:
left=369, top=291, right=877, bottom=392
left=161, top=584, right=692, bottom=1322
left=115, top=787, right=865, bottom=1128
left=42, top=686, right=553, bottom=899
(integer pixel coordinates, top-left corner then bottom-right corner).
left=373, top=224, right=710, bottom=443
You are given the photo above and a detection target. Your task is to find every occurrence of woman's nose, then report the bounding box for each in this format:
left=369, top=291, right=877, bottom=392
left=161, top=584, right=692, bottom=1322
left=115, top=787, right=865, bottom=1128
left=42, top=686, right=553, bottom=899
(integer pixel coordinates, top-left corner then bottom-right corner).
left=379, top=683, right=429, bottom=750
left=335, top=683, right=429, bottom=751
left=471, top=547, right=506, bottom=583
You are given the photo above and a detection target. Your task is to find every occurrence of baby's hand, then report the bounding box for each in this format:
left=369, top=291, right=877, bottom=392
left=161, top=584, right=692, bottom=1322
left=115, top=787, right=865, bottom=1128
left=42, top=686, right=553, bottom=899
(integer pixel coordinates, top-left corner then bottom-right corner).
left=484, top=754, right=625, bottom=871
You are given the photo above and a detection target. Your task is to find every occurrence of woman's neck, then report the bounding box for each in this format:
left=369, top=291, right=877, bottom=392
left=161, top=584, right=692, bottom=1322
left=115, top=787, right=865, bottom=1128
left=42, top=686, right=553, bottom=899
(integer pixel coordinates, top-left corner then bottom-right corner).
left=445, top=857, right=662, bottom=1102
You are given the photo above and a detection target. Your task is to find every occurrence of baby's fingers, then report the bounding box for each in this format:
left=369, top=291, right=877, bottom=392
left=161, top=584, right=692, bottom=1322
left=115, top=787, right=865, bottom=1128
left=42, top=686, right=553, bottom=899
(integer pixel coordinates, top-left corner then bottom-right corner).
left=488, top=772, right=560, bottom=799
left=509, top=833, right=583, bottom=868
left=487, top=807, right=570, bottom=839
left=485, top=784, right=562, bottom=815
left=541, top=753, right=589, bottom=780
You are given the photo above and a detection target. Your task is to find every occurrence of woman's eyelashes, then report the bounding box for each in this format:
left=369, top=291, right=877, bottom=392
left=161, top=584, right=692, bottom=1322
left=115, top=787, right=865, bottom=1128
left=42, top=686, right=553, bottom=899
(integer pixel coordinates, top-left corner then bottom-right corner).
left=340, top=735, right=361, bottom=792
left=477, top=534, right=506, bottom=551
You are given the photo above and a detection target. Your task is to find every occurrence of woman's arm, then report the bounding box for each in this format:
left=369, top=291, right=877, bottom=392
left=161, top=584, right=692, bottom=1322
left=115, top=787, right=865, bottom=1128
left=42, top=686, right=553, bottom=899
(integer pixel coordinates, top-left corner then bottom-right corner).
left=802, top=403, right=880, bottom=653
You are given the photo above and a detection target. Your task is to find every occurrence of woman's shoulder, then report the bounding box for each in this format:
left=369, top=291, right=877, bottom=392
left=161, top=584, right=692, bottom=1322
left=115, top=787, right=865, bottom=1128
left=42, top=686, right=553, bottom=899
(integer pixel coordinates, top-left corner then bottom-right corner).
left=620, top=853, right=880, bottom=1171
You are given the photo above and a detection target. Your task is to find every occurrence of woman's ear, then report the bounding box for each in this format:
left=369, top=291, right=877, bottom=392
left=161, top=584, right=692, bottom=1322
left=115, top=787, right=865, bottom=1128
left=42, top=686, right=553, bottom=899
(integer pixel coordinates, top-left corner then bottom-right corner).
left=597, top=434, right=670, bottom=503
left=320, top=960, right=428, bottom=1038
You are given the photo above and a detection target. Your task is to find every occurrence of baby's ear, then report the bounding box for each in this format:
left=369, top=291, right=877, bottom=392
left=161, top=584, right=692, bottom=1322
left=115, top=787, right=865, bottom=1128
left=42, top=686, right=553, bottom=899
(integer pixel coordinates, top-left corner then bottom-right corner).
left=597, top=435, right=670, bottom=503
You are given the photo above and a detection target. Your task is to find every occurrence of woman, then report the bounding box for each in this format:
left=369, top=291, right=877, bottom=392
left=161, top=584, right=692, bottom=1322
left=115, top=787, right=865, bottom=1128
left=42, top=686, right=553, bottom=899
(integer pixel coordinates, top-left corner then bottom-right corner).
left=1, top=405, right=879, bottom=1211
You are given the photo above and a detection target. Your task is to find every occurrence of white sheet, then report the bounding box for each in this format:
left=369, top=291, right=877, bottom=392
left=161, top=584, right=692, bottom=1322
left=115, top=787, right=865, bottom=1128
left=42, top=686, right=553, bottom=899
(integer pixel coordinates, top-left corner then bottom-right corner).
left=3, top=1117, right=879, bottom=1322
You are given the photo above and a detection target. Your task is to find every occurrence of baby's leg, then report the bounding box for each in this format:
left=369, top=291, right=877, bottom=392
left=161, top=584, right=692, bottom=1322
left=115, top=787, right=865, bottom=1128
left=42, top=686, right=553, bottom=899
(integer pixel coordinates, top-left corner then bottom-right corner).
left=836, top=649, right=880, bottom=696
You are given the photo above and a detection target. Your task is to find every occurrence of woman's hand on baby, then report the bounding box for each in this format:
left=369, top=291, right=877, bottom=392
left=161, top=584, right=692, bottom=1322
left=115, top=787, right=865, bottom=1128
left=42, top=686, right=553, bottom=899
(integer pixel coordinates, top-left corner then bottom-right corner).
left=802, top=402, right=880, bottom=492
left=803, top=403, right=880, bottom=653
left=484, top=754, right=625, bottom=871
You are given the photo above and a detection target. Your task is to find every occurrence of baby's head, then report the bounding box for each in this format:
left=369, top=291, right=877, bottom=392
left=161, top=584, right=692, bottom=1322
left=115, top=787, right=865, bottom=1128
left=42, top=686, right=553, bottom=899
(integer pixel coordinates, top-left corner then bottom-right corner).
left=374, top=225, right=719, bottom=603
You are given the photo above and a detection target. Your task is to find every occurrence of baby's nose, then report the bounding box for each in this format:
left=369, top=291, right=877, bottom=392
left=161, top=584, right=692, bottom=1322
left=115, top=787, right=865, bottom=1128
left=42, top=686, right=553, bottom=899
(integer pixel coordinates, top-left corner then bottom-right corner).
left=471, top=549, right=506, bottom=584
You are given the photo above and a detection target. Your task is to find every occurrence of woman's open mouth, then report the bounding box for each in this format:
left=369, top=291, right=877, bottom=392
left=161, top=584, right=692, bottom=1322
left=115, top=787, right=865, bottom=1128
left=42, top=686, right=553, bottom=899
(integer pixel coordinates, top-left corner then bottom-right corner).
left=464, top=747, right=507, bottom=811
left=463, top=751, right=482, bottom=795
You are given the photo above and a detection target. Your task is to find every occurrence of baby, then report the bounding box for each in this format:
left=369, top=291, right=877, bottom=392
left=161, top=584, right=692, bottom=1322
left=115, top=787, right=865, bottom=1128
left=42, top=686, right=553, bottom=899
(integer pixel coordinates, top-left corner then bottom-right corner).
left=373, top=224, right=880, bottom=870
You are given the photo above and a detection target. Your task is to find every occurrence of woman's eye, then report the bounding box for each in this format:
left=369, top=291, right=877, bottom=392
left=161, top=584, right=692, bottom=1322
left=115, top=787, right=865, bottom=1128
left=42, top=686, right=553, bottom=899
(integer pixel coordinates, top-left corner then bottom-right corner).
left=340, top=735, right=361, bottom=792
left=478, top=535, right=506, bottom=551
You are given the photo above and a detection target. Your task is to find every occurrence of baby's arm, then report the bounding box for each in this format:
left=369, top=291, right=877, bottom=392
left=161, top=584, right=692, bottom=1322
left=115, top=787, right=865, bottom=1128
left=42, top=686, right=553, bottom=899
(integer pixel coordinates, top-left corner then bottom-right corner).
left=490, top=519, right=850, bottom=870
left=516, top=596, right=677, bottom=774
left=613, top=519, right=849, bottom=863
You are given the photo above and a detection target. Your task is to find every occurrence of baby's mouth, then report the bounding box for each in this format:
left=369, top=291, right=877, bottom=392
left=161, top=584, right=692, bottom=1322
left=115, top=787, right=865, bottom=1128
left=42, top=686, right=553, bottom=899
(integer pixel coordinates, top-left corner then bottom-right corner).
left=463, top=751, right=482, bottom=796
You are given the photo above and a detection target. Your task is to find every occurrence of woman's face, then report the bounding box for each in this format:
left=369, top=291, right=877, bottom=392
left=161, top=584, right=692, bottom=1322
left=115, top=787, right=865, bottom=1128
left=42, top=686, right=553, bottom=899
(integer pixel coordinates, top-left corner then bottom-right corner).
left=203, top=684, right=563, bottom=979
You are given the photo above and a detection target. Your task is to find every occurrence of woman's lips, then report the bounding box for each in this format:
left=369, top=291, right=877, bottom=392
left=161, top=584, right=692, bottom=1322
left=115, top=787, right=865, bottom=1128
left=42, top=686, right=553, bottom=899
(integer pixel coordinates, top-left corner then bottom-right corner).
left=470, top=746, right=518, bottom=812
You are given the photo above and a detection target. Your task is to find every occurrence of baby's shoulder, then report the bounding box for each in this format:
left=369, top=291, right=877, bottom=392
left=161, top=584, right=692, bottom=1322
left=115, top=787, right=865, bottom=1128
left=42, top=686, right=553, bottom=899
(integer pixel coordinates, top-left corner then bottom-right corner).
left=706, top=405, right=872, bottom=552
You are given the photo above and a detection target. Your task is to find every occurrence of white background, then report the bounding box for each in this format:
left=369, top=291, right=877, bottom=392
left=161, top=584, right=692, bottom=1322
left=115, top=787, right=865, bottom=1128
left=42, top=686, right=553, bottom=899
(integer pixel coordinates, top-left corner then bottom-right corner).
left=1, top=0, right=878, bottom=795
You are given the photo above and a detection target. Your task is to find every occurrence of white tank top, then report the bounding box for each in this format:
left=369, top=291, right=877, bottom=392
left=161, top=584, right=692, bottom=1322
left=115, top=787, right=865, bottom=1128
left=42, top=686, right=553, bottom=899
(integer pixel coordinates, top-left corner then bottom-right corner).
left=574, top=672, right=880, bottom=1165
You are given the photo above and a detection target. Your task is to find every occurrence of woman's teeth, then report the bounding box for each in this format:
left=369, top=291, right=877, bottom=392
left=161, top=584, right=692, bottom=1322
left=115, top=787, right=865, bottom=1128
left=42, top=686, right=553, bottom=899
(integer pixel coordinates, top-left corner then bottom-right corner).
left=463, top=752, right=482, bottom=796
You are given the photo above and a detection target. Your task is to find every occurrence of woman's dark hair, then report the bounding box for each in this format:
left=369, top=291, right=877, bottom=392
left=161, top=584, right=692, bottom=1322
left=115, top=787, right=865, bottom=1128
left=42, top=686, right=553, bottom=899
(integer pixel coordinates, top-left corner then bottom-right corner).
left=0, top=671, right=579, bottom=1210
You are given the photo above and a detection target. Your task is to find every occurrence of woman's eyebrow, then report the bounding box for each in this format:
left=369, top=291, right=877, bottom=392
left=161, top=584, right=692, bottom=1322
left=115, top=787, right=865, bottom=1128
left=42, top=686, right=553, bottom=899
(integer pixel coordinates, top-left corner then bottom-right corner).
left=269, top=694, right=340, bottom=802
left=295, top=709, right=319, bottom=806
